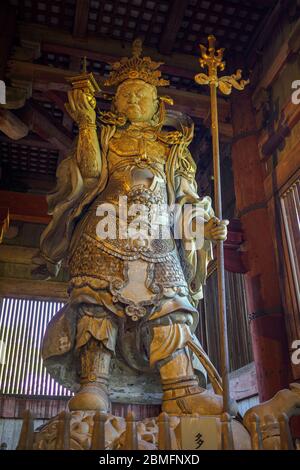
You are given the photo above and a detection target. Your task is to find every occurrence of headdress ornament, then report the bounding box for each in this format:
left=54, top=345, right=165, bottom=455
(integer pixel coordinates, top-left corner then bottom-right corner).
left=104, top=39, right=169, bottom=88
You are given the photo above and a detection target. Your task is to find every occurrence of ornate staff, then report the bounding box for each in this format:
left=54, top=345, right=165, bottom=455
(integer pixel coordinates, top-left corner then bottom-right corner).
left=194, top=35, right=249, bottom=414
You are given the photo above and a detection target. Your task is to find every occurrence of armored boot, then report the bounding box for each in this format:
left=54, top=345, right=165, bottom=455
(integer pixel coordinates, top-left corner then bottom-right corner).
left=159, top=348, right=227, bottom=415
left=150, top=323, right=237, bottom=416
left=68, top=338, right=111, bottom=411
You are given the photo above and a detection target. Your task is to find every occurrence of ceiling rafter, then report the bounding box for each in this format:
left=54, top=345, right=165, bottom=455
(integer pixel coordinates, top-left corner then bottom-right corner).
left=0, top=3, right=16, bottom=80
left=159, top=0, right=189, bottom=55
left=0, top=134, right=58, bottom=150
left=20, top=99, right=73, bottom=153
left=41, top=41, right=197, bottom=80
left=73, top=0, right=90, bottom=38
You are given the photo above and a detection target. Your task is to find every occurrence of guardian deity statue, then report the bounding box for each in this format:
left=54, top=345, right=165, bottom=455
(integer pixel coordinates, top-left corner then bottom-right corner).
left=35, top=40, right=234, bottom=416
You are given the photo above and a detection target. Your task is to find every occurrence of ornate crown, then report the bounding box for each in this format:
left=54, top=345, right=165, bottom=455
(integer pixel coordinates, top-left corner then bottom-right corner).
left=104, top=39, right=169, bottom=88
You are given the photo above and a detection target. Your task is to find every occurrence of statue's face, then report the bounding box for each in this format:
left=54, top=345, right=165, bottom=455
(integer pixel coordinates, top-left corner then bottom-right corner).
left=115, top=79, right=158, bottom=123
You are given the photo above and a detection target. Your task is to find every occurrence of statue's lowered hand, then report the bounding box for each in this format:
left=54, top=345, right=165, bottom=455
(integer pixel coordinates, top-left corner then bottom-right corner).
left=204, top=217, right=229, bottom=241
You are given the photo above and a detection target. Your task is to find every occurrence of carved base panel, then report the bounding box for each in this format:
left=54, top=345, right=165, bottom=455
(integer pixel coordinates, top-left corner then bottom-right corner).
left=31, top=411, right=251, bottom=450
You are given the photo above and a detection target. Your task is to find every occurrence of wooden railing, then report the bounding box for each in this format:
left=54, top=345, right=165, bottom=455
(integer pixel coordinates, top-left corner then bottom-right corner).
left=16, top=409, right=296, bottom=451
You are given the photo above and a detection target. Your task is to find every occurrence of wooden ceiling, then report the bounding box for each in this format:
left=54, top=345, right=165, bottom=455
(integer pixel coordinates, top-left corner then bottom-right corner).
left=0, top=0, right=278, bottom=193
left=10, top=0, right=274, bottom=55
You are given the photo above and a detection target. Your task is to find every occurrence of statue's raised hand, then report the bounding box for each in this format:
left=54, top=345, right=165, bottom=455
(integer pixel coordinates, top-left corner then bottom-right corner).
left=65, top=89, right=96, bottom=127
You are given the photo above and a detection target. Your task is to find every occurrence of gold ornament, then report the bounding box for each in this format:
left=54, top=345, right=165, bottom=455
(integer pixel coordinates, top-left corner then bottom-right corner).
left=65, top=56, right=100, bottom=109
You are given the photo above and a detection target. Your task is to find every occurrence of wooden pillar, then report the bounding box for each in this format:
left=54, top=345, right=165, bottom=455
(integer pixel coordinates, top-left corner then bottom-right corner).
left=230, top=88, right=291, bottom=402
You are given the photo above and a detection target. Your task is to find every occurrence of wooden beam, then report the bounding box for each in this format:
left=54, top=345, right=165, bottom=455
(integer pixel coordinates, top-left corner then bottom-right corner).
left=19, top=22, right=200, bottom=74
left=20, top=100, right=73, bottom=152
left=11, top=177, right=55, bottom=192
left=252, top=17, right=300, bottom=100
left=0, top=3, right=16, bottom=79
left=7, top=59, right=75, bottom=91
left=73, top=0, right=90, bottom=38
left=246, top=1, right=283, bottom=68
left=0, top=245, right=41, bottom=265
left=0, top=190, right=50, bottom=224
left=0, top=109, right=28, bottom=140
left=159, top=0, right=189, bottom=55
left=0, top=277, right=68, bottom=300
left=217, top=0, right=271, bottom=10
left=263, top=138, right=300, bottom=202
left=260, top=125, right=289, bottom=161
left=0, top=208, right=9, bottom=244
left=41, top=42, right=197, bottom=80
left=0, top=134, right=58, bottom=150
left=44, top=90, right=67, bottom=114
left=250, top=0, right=276, bottom=5
left=43, top=89, right=75, bottom=134
left=252, top=41, right=290, bottom=101
left=167, top=88, right=232, bottom=137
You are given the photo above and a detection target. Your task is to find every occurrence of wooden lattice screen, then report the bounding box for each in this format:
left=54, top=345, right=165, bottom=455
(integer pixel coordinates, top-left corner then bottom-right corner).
left=0, top=297, right=71, bottom=396
left=197, top=269, right=253, bottom=373
left=280, top=177, right=300, bottom=379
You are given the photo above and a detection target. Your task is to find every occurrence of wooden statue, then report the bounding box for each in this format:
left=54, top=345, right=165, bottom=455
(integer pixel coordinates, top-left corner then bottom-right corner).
left=34, top=40, right=233, bottom=416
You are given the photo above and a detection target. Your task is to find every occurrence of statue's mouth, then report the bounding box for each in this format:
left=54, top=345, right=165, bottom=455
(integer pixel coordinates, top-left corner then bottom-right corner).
left=127, top=104, right=140, bottom=111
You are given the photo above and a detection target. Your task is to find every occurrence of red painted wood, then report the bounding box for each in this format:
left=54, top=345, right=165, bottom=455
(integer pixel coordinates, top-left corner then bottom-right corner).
left=231, top=89, right=291, bottom=402
left=0, top=190, right=51, bottom=224
left=0, top=395, right=160, bottom=420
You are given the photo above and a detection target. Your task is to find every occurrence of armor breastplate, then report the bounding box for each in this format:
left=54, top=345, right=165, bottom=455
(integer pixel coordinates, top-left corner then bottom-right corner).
left=68, top=130, right=191, bottom=321
left=81, top=132, right=174, bottom=261
left=84, top=177, right=174, bottom=261
left=105, top=132, right=167, bottom=192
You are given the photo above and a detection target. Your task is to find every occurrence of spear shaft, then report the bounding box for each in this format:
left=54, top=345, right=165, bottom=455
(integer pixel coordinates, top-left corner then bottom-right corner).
left=195, top=35, right=249, bottom=416
left=210, top=79, right=230, bottom=415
